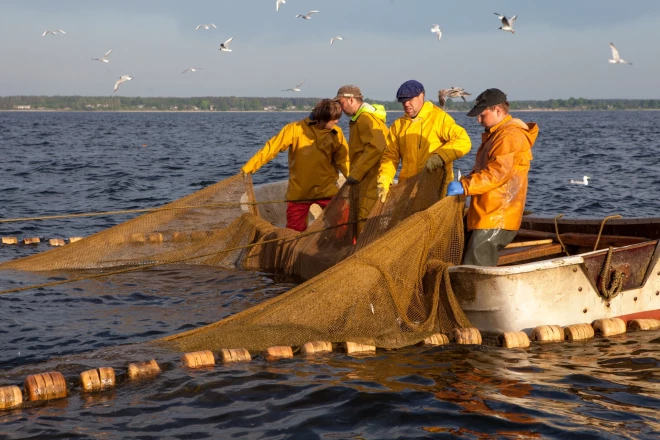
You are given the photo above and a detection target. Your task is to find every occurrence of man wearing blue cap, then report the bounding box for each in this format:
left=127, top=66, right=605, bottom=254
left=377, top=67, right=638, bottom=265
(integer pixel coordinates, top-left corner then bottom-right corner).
left=377, top=80, right=471, bottom=202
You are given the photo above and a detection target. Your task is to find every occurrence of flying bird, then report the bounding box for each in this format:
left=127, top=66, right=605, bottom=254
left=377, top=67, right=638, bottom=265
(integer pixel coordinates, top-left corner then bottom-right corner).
left=113, top=75, right=133, bottom=92
left=42, top=30, right=66, bottom=37
left=195, top=23, right=216, bottom=31
left=91, top=49, right=113, bottom=63
left=296, top=11, right=319, bottom=20
left=609, top=43, right=632, bottom=65
left=330, top=36, right=344, bottom=45
left=282, top=80, right=305, bottom=92
left=431, top=24, right=442, bottom=41
left=568, top=176, right=590, bottom=185
left=219, top=37, right=234, bottom=52
left=276, top=0, right=285, bottom=12
left=182, top=67, right=203, bottom=74
left=494, top=13, right=516, bottom=34
left=438, top=87, right=471, bottom=107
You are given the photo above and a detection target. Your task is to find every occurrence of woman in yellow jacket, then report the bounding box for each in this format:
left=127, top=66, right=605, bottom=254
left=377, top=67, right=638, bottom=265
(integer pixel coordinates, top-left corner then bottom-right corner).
left=241, top=99, right=350, bottom=232
left=447, top=88, right=539, bottom=266
left=377, top=80, right=471, bottom=202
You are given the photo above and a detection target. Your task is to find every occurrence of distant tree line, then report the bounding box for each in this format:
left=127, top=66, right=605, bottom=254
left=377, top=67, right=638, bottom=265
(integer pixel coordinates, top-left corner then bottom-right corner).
left=1, top=95, right=659, bottom=111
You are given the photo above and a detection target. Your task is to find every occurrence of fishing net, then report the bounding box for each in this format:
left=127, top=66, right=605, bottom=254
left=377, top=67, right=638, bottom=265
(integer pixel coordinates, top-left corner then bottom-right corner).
left=0, top=170, right=470, bottom=350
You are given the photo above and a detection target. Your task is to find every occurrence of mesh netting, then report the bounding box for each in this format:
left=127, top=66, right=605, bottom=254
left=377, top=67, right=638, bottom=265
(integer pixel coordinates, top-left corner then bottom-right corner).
left=1, top=170, right=470, bottom=351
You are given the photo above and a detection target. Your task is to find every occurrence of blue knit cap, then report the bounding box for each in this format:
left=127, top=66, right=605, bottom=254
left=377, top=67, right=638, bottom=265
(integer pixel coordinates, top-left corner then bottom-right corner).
left=396, top=80, right=425, bottom=102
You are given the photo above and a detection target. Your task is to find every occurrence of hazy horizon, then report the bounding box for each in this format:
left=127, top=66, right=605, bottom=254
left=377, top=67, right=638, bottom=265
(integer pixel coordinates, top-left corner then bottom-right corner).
left=1, top=0, right=658, bottom=101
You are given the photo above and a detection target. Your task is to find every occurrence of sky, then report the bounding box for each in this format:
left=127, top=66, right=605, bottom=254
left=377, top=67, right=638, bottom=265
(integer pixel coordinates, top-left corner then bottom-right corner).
left=1, top=0, right=659, bottom=101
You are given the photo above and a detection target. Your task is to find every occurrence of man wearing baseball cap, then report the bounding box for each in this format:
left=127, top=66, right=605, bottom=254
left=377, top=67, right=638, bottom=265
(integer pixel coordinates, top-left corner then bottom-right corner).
left=377, top=79, right=471, bottom=203
left=447, top=88, right=539, bottom=266
left=333, top=85, right=388, bottom=232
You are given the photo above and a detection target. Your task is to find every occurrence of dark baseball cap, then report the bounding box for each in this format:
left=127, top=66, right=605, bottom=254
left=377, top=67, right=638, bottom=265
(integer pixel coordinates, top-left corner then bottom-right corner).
left=467, top=88, right=507, bottom=117
left=396, top=80, right=425, bottom=102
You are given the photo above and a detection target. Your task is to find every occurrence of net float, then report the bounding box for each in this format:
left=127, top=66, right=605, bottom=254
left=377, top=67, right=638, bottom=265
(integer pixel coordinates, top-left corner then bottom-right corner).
left=218, top=348, right=251, bottom=363
left=627, top=318, right=660, bottom=331
left=68, top=237, right=83, bottom=243
left=451, top=328, right=482, bottom=345
left=127, top=359, right=161, bottom=381
left=499, top=331, right=531, bottom=348
left=24, top=371, right=67, bottom=402
left=48, top=238, right=66, bottom=247
left=421, top=334, right=449, bottom=346
left=147, top=232, right=163, bottom=244
left=531, top=325, right=564, bottom=343
left=1, top=237, right=18, bottom=245
left=23, top=237, right=40, bottom=245
left=300, top=341, right=332, bottom=355
left=0, top=385, right=23, bottom=410
left=564, top=323, right=595, bottom=341
left=181, top=350, right=215, bottom=368
left=343, top=342, right=376, bottom=355
left=592, top=318, right=626, bottom=337
left=80, top=367, right=115, bottom=392
left=263, top=346, right=293, bottom=361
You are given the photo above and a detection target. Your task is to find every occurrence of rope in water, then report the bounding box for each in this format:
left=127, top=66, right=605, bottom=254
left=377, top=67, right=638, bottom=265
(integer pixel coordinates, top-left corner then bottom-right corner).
left=0, top=199, right=325, bottom=224
left=0, top=219, right=359, bottom=295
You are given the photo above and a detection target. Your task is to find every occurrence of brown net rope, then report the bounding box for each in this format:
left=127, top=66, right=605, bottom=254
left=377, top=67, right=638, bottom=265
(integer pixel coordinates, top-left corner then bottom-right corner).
left=0, top=170, right=471, bottom=351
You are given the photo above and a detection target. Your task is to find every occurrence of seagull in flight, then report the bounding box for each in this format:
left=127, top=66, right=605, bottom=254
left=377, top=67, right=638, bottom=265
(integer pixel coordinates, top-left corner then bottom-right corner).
left=431, top=24, right=442, bottom=41
left=296, top=11, right=319, bottom=20
left=438, top=87, right=471, bottom=107
left=182, top=67, right=203, bottom=74
left=276, top=0, right=285, bottom=12
left=330, top=36, right=344, bottom=45
left=609, top=43, right=632, bottom=65
left=494, top=13, right=516, bottom=34
left=568, top=176, right=590, bottom=185
left=282, top=80, right=305, bottom=92
left=195, top=23, right=216, bottom=31
left=91, top=49, right=113, bottom=63
left=113, top=75, right=133, bottom=92
left=219, top=37, right=234, bottom=52
left=42, top=30, right=66, bottom=37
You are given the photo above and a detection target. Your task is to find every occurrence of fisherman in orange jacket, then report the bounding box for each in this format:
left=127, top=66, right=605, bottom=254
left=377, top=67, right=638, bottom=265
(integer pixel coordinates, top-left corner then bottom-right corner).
left=447, top=88, right=539, bottom=266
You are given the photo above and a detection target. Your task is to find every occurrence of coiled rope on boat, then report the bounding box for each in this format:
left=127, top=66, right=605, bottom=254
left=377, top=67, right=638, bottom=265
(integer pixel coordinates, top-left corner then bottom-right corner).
left=598, top=246, right=625, bottom=301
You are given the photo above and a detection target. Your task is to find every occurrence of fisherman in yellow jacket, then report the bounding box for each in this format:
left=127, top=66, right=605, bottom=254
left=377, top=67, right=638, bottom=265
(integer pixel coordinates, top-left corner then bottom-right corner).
left=377, top=80, right=471, bottom=202
left=447, top=88, right=539, bottom=266
left=241, top=99, right=349, bottom=232
left=333, top=85, right=388, bottom=232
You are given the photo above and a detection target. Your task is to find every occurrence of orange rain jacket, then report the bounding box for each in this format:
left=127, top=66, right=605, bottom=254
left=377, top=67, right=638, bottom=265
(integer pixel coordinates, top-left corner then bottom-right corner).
left=347, top=103, right=388, bottom=222
left=378, top=101, right=471, bottom=190
left=461, top=115, right=539, bottom=231
left=241, top=117, right=350, bottom=201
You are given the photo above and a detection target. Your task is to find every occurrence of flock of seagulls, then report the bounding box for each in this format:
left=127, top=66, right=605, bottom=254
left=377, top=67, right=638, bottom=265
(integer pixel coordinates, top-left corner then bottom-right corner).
left=39, top=4, right=634, bottom=98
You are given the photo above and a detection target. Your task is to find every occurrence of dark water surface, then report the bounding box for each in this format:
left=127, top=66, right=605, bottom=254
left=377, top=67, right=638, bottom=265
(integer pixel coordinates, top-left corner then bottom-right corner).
left=0, top=111, right=659, bottom=439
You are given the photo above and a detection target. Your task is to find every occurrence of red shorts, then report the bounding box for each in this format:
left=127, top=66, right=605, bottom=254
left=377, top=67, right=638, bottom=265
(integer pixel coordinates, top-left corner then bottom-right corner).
left=286, top=199, right=332, bottom=232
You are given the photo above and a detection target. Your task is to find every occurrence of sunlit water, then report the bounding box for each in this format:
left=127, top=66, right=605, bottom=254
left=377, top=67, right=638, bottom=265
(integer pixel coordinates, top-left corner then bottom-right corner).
left=0, top=111, right=658, bottom=439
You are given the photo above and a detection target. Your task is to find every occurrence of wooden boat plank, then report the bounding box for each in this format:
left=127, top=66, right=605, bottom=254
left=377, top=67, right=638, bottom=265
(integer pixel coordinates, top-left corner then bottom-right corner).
left=497, top=243, right=564, bottom=266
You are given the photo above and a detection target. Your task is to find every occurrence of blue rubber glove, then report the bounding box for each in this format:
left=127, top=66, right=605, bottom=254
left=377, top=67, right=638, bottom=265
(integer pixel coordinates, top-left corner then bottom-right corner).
left=447, top=181, right=464, bottom=196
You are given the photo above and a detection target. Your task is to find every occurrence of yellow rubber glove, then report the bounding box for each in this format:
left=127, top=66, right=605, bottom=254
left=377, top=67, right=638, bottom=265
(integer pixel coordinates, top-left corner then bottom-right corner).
left=376, top=176, right=390, bottom=203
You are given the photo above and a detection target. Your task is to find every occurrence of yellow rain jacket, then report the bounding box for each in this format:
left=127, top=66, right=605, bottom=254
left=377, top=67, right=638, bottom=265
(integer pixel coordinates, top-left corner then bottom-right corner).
left=461, top=115, right=539, bottom=231
left=241, top=117, right=350, bottom=201
left=348, top=103, right=388, bottom=225
left=379, top=101, right=471, bottom=191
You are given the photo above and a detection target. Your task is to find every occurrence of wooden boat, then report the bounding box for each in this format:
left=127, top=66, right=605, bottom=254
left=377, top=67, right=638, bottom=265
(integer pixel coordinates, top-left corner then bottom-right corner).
left=248, top=181, right=660, bottom=334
